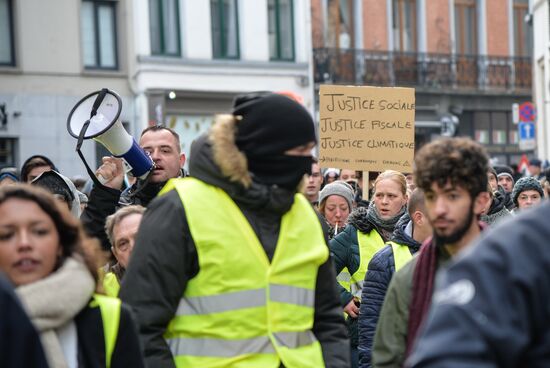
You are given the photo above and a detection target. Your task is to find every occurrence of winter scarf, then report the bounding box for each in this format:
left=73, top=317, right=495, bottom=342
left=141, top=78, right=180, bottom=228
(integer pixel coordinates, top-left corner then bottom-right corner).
left=406, top=222, right=487, bottom=356
left=366, top=201, right=407, bottom=241
left=16, top=256, right=96, bottom=368
left=481, top=191, right=511, bottom=226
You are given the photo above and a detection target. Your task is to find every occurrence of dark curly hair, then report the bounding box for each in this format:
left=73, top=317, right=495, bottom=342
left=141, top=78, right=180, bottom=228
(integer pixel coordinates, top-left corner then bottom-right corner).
left=414, top=137, right=489, bottom=198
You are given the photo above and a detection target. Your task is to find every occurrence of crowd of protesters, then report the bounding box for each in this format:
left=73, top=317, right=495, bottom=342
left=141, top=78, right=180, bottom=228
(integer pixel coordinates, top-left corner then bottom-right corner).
left=1, top=91, right=550, bottom=367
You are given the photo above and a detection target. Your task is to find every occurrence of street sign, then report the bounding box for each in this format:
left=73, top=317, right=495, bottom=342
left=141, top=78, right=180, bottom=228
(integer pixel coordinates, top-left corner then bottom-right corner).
left=519, top=102, right=536, bottom=122
left=512, top=103, right=519, bottom=125
left=518, top=121, right=536, bottom=151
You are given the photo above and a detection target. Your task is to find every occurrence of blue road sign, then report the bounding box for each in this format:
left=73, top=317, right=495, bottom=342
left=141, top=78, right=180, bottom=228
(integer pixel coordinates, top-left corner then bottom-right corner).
left=518, top=121, right=536, bottom=151
left=519, top=121, right=535, bottom=140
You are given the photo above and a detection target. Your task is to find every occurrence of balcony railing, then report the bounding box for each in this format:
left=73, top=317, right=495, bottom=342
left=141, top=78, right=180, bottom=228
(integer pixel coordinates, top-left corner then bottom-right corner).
left=313, top=48, right=532, bottom=92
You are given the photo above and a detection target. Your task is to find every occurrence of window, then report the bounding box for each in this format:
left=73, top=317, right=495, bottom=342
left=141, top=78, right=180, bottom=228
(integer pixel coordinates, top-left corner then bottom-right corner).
left=513, top=0, right=532, bottom=57
left=211, top=0, right=240, bottom=59
left=268, top=0, right=294, bottom=61
left=474, top=111, right=490, bottom=144
left=0, top=0, right=15, bottom=66
left=149, top=0, right=181, bottom=56
left=326, top=0, right=354, bottom=49
left=454, top=0, right=477, bottom=55
left=0, top=138, right=16, bottom=167
left=81, top=0, right=118, bottom=69
left=393, top=0, right=417, bottom=52
left=492, top=112, right=507, bottom=145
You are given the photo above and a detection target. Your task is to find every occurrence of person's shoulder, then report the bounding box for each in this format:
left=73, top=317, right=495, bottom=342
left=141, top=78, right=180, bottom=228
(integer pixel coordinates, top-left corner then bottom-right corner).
left=391, top=255, right=417, bottom=286
left=370, top=244, right=393, bottom=266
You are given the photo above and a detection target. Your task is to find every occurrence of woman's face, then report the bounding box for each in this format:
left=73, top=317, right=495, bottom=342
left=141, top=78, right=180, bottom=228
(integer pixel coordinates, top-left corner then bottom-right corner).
left=0, top=198, right=61, bottom=286
left=323, top=195, right=350, bottom=227
left=373, top=178, right=407, bottom=220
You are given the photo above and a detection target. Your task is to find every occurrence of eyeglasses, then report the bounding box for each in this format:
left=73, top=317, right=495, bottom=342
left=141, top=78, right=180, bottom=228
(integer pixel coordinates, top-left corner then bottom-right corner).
left=308, top=173, right=321, bottom=178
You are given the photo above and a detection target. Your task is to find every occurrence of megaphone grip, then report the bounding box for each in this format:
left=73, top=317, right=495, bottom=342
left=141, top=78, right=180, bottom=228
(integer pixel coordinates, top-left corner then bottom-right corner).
left=121, top=140, right=154, bottom=179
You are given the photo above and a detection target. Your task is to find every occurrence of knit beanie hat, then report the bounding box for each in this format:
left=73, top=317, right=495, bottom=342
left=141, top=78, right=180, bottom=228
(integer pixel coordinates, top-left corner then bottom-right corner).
left=232, top=92, right=317, bottom=189
left=0, top=167, right=18, bottom=184
left=511, top=176, right=544, bottom=206
left=233, top=92, right=316, bottom=157
left=318, top=181, right=355, bottom=210
left=494, top=165, right=514, bottom=183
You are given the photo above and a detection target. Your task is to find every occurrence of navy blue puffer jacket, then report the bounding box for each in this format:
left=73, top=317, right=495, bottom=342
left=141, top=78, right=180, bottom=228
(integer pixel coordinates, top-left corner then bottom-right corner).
left=357, top=215, right=421, bottom=368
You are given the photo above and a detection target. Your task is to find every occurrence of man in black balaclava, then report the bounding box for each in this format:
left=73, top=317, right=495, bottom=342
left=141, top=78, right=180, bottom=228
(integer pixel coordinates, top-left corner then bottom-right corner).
left=119, top=92, right=350, bottom=368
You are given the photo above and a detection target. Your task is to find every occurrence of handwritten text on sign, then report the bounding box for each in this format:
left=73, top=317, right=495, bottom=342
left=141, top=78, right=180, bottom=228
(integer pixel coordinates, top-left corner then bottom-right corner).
left=319, top=85, right=415, bottom=172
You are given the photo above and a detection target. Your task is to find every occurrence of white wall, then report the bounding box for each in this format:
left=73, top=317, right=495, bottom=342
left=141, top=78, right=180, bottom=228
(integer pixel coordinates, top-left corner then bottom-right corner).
left=533, top=0, right=549, bottom=160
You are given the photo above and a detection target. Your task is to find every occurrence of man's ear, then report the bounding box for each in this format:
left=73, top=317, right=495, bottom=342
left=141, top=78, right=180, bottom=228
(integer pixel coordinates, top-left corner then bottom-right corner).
left=412, top=210, right=423, bottom=226
left=474, top=191, right=491, bottom=216
left=179, top=153, right=186, bottom=168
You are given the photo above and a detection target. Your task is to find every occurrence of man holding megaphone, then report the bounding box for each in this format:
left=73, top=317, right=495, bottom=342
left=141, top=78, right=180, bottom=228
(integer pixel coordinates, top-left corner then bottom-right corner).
left=67, top=89, right=186, bottom=251
left=81, top=125, right=185, bottom=251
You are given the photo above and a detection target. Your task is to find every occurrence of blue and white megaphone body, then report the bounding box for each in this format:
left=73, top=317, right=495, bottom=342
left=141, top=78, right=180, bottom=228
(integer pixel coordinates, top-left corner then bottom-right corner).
left=67, top=89, right=154, bottom=184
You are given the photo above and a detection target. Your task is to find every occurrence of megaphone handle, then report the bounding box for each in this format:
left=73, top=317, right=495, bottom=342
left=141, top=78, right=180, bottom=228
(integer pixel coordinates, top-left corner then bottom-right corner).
left=91, top=88, right=109, bottom=118
left=76, top=119, right=91, bottom=151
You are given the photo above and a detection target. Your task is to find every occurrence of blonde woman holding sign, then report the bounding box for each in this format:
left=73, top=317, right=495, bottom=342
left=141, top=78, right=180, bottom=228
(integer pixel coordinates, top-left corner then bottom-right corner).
left=329, top=170, right=408, bottom=367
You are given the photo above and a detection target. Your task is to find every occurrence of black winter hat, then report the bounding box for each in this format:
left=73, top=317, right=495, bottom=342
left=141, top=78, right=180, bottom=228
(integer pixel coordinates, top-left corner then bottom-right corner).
left=233, top=92, right=316, bottom=157
left=529, top=158, right=542, bottom=167
left=494, top=165, right=514, bottom=182
left=511, top=176, right=544, bottom=206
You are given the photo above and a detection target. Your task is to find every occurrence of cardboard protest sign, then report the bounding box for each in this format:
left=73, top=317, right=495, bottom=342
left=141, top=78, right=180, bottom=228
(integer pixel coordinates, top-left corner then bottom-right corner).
left=319, top=85, right=415, bottom=172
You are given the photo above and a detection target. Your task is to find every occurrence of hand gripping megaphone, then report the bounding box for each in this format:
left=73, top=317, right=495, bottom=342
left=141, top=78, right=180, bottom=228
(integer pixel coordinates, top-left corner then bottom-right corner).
left=67, top=88, right=154, bottom=187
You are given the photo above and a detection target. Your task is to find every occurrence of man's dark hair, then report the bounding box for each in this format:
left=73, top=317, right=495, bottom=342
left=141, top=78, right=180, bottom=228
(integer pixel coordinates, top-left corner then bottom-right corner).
left=20, top=155, right=56, bottom=182
left=140, top=125, right=181, bottom=150
left=414, top=137, right=489, bottom=198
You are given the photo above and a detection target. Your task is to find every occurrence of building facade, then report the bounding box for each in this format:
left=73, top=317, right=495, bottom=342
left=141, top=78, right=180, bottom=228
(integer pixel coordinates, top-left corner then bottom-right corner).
left=312, top=0, right=534, bottom=165
left=130, top=0, right=314, bottom=169
left=532, top=0, right=549, bottom=161
left=0, top=0, right=314, bottom=175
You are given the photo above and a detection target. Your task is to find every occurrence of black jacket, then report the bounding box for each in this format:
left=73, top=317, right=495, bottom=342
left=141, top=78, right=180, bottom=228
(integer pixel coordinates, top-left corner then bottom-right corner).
left=407, top=203, right=550, bottom=368
left=0, top=275, right=48, bottom=368
left=358, top=216, right=421, bottom=368
left=76, top=302, right=145, bottom=368
left=328, top=207, right=385, bottom=347
left=81, top=175, right=181, bottom=251
left=119, top=135, right=350, bottom=368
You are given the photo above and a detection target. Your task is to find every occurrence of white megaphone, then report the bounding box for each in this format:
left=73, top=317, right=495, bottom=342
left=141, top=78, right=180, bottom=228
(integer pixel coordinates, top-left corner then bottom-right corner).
left=67, top=89, right=154, bottom=185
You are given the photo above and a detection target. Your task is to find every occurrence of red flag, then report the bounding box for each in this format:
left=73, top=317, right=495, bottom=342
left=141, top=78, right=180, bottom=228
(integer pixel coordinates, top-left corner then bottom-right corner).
left=518, top=154, right=530, bottom=175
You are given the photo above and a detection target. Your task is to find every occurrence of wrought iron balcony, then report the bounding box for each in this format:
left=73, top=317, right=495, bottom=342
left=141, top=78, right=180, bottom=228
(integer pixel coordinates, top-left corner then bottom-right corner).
left=313, top=48, right=532, bottom=93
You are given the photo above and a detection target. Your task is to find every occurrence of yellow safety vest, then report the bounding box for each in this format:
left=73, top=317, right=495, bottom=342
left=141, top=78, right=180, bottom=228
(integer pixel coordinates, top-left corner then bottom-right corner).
left=89, top=294, right=121, bottom=368
left=389, top=241, right=413, bottom=272
left=349, top=229, right=385, bottom=299
left=337, top=266, right=352, bottom=292
left=161, top=177, right=328, bottom=368
left=103, top=272, right=120, bottom=297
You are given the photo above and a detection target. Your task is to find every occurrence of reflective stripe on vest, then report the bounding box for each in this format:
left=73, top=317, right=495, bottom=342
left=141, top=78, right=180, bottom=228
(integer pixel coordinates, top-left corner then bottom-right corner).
left=389, top=241, right=413, bottom=272
left=161, top=178, right=328, bottom=368
left=337, top=267, right=351, bottom=292
left=167, top=331, right=317, bottom=357
left=174, top=284, right=314, bottom=316
left=103, top=272, right=120, bottom=297
left=90, top=294, right=121, bottom=368
left=350, top=229, right=385, bottom=299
